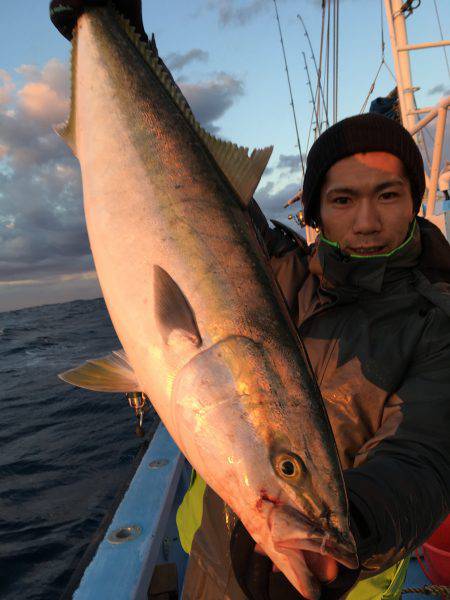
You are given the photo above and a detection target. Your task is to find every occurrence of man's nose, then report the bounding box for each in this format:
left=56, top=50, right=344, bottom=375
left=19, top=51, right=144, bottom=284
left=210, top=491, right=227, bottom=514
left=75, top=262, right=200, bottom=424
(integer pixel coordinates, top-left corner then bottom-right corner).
left=352, top=199, right=382, bottom=234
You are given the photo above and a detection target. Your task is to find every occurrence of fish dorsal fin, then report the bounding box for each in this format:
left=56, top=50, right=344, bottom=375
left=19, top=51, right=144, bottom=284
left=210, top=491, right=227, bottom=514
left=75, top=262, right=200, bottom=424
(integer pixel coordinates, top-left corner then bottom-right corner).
left=112, top=7, right=273, bottom=207
left=59, top=349, right=140, bottom=392
left=154, top=265, right=202, bottom=348
left=55, top=32, right=78, bottom=154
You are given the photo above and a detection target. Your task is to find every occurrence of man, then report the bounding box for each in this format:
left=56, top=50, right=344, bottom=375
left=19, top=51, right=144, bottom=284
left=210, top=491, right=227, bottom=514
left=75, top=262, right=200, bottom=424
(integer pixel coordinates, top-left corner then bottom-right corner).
left=179, top=114, right=450, bottom=599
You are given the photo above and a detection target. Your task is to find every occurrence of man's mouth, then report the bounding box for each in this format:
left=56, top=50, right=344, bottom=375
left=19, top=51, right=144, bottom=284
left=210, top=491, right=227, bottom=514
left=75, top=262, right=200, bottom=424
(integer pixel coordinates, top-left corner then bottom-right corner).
left=347, top=245, right=387, bottom=255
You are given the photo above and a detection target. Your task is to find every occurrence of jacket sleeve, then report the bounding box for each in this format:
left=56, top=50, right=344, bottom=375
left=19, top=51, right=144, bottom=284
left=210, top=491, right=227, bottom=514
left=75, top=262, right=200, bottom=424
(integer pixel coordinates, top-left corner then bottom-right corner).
left=344, top=305, right=450, bottom=573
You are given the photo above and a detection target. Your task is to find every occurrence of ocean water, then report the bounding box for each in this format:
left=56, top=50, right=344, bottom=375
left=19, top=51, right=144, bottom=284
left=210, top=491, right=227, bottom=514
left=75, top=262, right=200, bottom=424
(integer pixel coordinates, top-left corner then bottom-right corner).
left=0, top=298, right=153, bottom=599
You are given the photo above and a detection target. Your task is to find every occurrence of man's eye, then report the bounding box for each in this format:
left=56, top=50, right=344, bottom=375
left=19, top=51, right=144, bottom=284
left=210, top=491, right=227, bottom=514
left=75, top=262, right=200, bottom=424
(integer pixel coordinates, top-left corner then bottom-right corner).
left=332, top=197, right=350, bottom=205
left=380, top=192, right=398, bottom=201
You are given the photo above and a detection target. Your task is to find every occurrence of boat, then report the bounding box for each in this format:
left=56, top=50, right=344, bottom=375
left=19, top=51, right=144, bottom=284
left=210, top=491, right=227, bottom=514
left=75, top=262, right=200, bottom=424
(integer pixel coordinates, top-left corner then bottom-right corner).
left=60, top=1, right=450, bottom=598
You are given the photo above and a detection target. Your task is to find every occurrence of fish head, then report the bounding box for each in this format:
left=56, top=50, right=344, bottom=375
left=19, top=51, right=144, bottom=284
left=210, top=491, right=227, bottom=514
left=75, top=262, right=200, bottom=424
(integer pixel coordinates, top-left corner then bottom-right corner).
left=171, top=334, right=358, bottom=597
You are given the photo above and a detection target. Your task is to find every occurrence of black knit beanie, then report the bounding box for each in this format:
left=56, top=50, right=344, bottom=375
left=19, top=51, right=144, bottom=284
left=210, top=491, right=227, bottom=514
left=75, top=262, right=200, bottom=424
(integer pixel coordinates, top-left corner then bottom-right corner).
left=302, top=113, right=425, bottom=225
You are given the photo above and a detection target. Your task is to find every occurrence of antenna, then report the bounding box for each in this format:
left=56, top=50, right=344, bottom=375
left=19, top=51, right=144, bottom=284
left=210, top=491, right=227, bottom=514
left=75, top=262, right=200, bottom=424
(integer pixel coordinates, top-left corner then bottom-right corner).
left=272, top=0, right=305, bottom=178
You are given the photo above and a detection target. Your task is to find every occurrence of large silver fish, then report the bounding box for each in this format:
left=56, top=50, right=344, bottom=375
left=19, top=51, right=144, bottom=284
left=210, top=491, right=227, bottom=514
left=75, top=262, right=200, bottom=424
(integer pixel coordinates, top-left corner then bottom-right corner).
left=54, top=4, right=357, bottom=597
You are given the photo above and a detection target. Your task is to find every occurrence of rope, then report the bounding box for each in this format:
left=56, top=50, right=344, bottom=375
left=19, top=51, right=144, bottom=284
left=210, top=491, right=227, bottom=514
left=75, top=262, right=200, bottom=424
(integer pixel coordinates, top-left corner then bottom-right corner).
left=272, top=0, right=305, bottom=178
left=359, top=0, right=388, bottom=114
left=384, top=60, right=396, bottom=81
left=433, top=0, right=450, bottom=80
left=402, top=584, right=450, bottom=597
left=359, top=59, right=385, bottom=114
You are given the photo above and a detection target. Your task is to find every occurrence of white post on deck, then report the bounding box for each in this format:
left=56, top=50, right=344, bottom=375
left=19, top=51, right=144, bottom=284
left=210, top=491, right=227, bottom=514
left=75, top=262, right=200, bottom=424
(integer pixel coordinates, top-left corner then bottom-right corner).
left=383, top=0, right=417, bottom=133
left=426, top=104, right=448, bottom=218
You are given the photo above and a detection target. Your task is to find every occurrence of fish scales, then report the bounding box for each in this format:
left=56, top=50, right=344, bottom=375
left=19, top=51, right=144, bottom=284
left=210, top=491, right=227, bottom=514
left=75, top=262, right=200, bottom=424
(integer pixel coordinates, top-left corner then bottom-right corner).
left=55, top=6, right=357, bottom=598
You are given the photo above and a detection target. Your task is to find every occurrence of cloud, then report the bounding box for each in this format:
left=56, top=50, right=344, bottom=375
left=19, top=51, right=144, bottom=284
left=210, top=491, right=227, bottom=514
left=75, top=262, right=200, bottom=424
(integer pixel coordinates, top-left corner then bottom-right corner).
left=204, top=0, right=294, bottom=26
left=0, top=59, right=92, bottom=294
left=0, top=58, right=246, bottom=310
left=208, top=0, right=270, bottom=26
left=428, top=83, right=450, bottom=96
left=165, top=48, right=209, bottom=73
left=181, top=72, right=244, bottom=130
left=277, top=153, right=306, bottom=174
left=0, top=69, right=15, bottom=105
left=255, top=180, right=302, bottom=224
left=0, top=272, right=101, bottom=313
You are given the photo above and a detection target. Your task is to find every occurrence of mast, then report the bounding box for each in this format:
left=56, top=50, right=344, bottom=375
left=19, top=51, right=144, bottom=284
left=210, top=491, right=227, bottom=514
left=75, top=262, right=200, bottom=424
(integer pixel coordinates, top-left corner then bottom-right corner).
left=384, top=0, right=450, bottom=235
left=383, top=0, right=416, bottom=132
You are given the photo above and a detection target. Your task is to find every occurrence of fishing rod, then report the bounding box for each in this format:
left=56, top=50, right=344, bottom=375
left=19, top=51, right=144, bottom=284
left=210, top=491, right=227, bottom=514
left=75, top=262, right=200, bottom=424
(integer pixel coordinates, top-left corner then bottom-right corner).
left=333, top=0, right=340, bottom=124
left=272, top=0, right=305, bottom=178
left=302, top=51, right=320, bottom=150
left=297, top=13, right=330, bottom=130
left=316, top=1, right=327, bottom=133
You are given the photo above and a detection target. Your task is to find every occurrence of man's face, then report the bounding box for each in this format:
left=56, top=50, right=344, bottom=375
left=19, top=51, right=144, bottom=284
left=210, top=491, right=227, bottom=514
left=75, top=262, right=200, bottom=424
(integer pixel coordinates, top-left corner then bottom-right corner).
left=319, top=152, right=415, bottom=255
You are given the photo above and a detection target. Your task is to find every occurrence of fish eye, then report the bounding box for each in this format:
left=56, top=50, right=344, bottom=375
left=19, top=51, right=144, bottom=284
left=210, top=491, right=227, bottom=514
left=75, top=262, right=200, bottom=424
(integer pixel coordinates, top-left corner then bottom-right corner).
left=274, top=453, right=303, bottom=479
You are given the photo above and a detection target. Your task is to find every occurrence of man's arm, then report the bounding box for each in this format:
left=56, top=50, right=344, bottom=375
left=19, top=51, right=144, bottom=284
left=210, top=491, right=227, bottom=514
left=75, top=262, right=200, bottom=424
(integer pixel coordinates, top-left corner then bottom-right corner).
left=344, top=305, right=450, bottom=573
left=248, top=198, right=307, bottom=258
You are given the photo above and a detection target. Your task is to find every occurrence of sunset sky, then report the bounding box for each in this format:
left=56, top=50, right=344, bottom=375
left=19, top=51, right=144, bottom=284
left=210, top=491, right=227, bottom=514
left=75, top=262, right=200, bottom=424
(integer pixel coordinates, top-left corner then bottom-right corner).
left=1, top=0, right=449, bottom=312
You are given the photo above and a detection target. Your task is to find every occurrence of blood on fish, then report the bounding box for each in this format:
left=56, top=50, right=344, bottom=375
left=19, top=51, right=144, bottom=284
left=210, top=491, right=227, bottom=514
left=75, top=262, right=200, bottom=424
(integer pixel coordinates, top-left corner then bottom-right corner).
left=256, top=489, right=282, bottom=512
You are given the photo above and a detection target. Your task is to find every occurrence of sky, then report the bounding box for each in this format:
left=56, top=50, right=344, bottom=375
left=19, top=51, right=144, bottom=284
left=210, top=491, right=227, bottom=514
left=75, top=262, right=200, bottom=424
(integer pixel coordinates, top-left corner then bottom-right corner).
left=0, top=0, right=449, bottom=312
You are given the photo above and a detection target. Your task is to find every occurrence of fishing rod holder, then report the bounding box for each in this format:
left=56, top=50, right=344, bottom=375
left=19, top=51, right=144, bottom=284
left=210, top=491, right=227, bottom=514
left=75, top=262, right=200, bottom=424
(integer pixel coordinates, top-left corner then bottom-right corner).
left=126, top=391, right=151, bottom=436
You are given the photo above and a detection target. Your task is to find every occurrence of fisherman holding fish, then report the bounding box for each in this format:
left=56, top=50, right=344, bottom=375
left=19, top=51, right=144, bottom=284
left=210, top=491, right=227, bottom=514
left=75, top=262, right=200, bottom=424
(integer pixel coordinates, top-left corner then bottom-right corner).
left=50, top=2, right=449, bottom=599
left=178, top=114, right=450, bottom=600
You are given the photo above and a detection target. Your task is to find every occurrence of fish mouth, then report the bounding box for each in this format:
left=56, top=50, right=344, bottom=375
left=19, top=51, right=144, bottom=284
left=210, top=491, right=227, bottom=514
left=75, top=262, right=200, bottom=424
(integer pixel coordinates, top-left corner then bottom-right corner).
left=270, top=541, right=359, bottom=600
left=273, top=534, right=358, bottom=570
left=269, top=521, right=358, bottom=600
left=265, top=501, right=358, bottom=569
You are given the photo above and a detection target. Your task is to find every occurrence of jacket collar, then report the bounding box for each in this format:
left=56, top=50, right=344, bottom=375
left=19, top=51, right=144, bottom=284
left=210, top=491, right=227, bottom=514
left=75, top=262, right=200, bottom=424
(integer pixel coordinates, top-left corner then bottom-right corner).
left=308, top=220, right=421, bottom=296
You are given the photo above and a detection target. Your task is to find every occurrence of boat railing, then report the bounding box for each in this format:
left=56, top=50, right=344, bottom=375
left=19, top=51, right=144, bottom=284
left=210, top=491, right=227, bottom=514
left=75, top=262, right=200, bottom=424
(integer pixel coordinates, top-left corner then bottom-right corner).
left=71, top=422, right=190, bottom=599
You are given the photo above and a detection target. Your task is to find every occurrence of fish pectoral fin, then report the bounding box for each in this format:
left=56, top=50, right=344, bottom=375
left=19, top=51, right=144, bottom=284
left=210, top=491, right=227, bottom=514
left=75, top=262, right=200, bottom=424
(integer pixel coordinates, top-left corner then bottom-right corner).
left=58, top=349, right=140, bottom=392
left=54, top=121, right=77, bottom=156
left=154, top=265, right=202, bottom=348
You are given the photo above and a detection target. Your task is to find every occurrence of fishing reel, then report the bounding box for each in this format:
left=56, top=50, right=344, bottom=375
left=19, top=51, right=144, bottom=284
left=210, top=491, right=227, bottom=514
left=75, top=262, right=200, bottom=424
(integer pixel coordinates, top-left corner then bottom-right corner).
left=288, top=210, right=306, bottom=228
left=126, top=391, right=151, bottom=437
